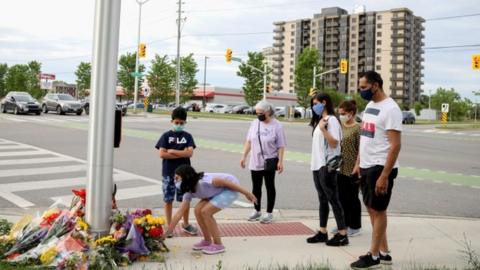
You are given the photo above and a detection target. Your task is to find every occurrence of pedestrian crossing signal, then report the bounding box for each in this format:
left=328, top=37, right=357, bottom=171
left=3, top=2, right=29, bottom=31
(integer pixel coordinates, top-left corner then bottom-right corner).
left=309, top=87, right=316, bottom=97
left=139, top=43, right=146, bottom=58
left=225, top=48, right=232, bottom=63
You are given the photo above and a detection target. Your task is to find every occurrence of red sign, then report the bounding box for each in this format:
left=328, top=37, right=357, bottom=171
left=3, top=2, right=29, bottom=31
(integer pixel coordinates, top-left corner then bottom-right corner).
left=39, top=73, right=56, bottom=80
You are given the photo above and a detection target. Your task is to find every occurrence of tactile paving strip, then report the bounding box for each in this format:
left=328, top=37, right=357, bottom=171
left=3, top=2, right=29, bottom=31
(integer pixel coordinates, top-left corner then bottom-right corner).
left=174, top=222, right=314, bottom=237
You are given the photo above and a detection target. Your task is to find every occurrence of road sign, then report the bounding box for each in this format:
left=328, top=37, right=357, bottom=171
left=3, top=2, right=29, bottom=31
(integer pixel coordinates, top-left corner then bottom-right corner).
left=441, top=103, right=449, bottom=113
left=441, top=112, right=448, bottom=123
left=130, top=72, right=144, bottom=78
left=340, top=59, right=348, bottom=74
left=39, top=73, right=56, bottom=80
left=143, top=88, right=150, bottom=97
left=231, top=57, right=242, bottom=62
left=473, top=54, right=480, bottom=70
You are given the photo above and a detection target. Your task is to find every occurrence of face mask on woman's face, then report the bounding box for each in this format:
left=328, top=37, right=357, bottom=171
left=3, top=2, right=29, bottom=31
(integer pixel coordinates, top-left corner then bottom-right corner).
left=312, top=103, right=325, bottom=116
left=257, top=114, right=267, bottom=121
left=339, top=114, right=351, bottom=124
left=175, top=181, right=182, bottom=190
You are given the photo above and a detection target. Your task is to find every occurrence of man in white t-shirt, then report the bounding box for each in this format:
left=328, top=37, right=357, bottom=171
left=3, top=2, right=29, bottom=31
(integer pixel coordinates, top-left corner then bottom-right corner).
left=351, top=71, right=402, bottom=269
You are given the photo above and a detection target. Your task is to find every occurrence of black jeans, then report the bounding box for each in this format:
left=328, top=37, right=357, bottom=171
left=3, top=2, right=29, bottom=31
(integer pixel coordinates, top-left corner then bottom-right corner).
left=251, top=170, right=276, bottom=213
left=338, top=173, right=362, bottom=230
left=312, top=167, right=346, bottom=230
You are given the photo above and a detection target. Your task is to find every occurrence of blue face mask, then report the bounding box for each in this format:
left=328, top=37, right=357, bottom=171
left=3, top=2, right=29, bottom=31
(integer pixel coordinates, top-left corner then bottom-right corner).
left=175, top=181, right=182, bottom=190
left=312, top=103, right=325, bottom=116
left=173, top=124, right=185, bottom=132
left=360, top=88, right=374, bottom=101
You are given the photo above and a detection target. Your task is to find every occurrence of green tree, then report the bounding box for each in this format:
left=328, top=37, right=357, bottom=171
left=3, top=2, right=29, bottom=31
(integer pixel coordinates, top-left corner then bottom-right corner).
left=75, top=62, right=91, bottom=98
left=350, top=93, right=368, bottom=113
left=172, top=53, right=198, bottom=103
left=27, top=61, right=42, bottom=99
left=118, top=52, right=145, bottom=100
left=414, top=102, right=422, bottom=116
left=0, top=63, right=8, bottom=97
left=431, top=87, right=471, bottom=121
left=294, top=48, right=322, bottom=108
left=147, top=55, right=176, bottom=104
left=6, top=64, right=31, bottom=93
left=237, top=52, right=269, bottom=106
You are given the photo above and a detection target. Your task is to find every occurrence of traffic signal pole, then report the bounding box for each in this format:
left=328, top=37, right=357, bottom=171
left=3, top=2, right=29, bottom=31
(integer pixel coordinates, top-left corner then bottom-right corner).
left=312, top=67, right=340, bottom=90
left=86, top=0, right=121, bottom=235
left=133, top=0, right=150, bottom=114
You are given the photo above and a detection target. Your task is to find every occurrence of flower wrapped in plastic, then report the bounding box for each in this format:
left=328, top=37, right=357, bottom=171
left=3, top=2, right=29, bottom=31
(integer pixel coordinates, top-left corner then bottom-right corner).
left=41, top=211, right=75, bottom=244
left=5, top=224, right=48, bottom=258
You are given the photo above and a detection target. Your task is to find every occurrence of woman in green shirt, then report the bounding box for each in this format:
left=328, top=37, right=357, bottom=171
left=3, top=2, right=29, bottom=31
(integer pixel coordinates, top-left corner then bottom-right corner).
left=336, top=100, right=362, bottom=237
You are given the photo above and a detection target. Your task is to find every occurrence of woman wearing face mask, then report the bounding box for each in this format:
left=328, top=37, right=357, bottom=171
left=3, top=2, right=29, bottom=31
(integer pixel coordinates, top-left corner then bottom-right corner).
left=240, top=100, right=286, bottom=224
left=306, top=93, right=348, bottom=246
left=331, top=100, right=362, bottom=237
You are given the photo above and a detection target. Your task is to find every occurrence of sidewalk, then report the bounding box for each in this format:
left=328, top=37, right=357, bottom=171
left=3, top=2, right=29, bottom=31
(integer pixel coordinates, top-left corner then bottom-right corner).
left=2, top=208, right=479, bottom=270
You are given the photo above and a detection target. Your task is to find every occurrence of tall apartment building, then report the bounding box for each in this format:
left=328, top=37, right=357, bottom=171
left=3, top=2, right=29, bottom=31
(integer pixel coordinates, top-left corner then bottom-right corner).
left=271, top=7, right=425, bottom=106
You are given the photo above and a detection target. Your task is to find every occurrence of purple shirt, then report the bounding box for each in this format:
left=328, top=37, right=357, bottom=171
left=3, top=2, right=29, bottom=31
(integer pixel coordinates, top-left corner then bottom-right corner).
left=246, top=118, right=286, bottom=171
left=182, top=173, right=240, bottom=202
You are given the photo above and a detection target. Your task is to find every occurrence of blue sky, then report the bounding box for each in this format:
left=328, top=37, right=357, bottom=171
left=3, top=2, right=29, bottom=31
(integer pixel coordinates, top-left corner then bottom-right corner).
left=1, top=0, right=479, bottom=100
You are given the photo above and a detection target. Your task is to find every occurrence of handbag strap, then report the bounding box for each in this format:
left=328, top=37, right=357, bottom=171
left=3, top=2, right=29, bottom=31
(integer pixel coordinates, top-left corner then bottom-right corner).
left=257, top=120, right=266, bottom=160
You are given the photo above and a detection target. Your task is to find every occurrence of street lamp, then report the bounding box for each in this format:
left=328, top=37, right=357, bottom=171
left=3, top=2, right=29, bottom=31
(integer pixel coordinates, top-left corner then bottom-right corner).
left=133, top=0, right=151, bottom=114
left=202, top=56, right=208, bottom=111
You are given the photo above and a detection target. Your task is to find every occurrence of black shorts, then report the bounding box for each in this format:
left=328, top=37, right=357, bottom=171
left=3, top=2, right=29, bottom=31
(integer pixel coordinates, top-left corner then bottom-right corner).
left=360, top=165, right=398, bottom=211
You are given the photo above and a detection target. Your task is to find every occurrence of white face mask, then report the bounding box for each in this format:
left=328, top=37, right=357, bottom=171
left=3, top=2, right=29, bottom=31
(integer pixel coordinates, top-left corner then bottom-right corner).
left=339, top=114, right=351, bottom=124
left=175, top=181, right=182, bottom=190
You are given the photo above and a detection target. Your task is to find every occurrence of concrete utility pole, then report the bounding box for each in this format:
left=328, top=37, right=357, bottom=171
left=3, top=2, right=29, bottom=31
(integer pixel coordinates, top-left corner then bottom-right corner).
left=175, top=0, right=185, bottom=107
left=86, top=0, right=121, bottom=234
left=263, top=63, right=267, bottom=100
left=202, top=56, right=208, bottom=110
left=133, top=0, right=150, bottom=114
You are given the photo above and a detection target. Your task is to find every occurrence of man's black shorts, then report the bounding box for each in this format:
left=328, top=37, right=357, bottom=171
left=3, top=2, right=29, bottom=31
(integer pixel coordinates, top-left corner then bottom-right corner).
left=360, top=165, right=398, bottom=211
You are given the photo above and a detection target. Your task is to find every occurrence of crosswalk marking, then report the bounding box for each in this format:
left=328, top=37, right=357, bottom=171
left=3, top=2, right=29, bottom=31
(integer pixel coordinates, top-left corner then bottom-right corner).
left=0, top=150, right=49, bottom=157
left=0, top=157, right=68, bottom=166
left=0, top=144, right=32, bottom=150
left=0, top=164, right=85, bottom=178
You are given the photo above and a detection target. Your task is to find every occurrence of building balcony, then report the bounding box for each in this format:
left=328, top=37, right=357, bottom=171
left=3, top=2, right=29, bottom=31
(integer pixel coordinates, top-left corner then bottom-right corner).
left=272, top=63, right=284, bottom=69
left=272, top=55, right=283, bottom=61
left=391, top=59, right=405, bottom=65
left=273, top=41, right=284, bottom=47
left=272, top=70, right=283, bottom=76
left=273, top=35, right=283, bottom=40
left=273, top=27, right=284, bottom=33
left=273, top=48, right=283, bottom=54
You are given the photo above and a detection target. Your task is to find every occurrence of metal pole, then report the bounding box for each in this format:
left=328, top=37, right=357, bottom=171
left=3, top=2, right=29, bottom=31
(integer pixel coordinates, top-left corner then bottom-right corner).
left=202, top=56, right=208, bottom=111
left=428, top=89, right=431, bottom=110
left=313, top=66, right=316, bottom=90
left=133, top=1, right=143, bottom=114
left=263, top=63, right=267, bottom=100
left=175, top=0, right=183, bottom=107
left=86, top=0, right=121, bottom=234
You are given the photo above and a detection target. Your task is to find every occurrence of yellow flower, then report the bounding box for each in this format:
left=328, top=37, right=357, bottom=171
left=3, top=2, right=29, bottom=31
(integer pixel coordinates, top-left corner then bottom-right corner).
left=40, top=246, right=58, bottom=265
left=94, top=235, right=116, bottom=246
left=76, top=218, right=89, bottom=231
left=134, top=218, right=142, bottom=225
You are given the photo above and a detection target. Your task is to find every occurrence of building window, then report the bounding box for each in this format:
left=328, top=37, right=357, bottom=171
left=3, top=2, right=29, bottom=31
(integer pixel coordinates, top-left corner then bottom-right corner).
left=377, top=32, right=382, bottom=37
left=350, top=74, right=355, bottom=79
left=377, top=15, right=382, bottom=20
left=351, top=34, right=356, bottom=38
left=352, top=18, right=357, bottom=23
left=291, top=38, right=294, bottom=43
left=291, top=24, right=295, bottom=28
left=350, top=82, right=355, bottom=87
left=291, top=46, right=294, bottom=50
left=376, top=40, right=382, bottom=45
left=290, top=60, right=294, bottom=65
left=351, top=26, right=356, bottom=31
left=376, top=65, right=381, bottom=70
left=312, top=22, right=316, bottom=26
left=351, top=49, right=356, bottom=54
left=312, top=30, right=316, bottom=34
left=351, top=41, right=356, bottom=47
left=351, top=58, right=356, bottom=63
left=291, top=31, right=295, bottom=36
left=376, top=48, right=381, bottom=53
left=290, top=53, right=294, bottom=58
left=377, top=24, right=382, bottom=29
left=376, top=56, right=381, bottom=61
left=350, top=66, right=356, bottom=71
left=290, top=75, right=294, bottom=79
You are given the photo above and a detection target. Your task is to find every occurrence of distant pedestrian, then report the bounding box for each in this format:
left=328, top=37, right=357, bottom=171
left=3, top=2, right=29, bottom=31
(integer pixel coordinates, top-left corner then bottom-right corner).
left=240, top=100, right=286, bottom=224
left=306, top=93, right=348, bottom=246
left=350, top=71, right=402, bottom=269
left=165, top=165, right=257, bottom=255
left=155, top=107, right=198, bottom=237
left=335, top=100, right=362, bottom=237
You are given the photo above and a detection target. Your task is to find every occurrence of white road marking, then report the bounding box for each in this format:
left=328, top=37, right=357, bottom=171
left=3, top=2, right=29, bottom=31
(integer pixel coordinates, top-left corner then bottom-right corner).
left=0, top=150, right=49, bottom=157
left=0, top=165, right=85, bottom=178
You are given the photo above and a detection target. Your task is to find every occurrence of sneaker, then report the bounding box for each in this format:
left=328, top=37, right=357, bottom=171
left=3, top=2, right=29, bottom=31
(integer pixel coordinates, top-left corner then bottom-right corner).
left=182, top=224, right=198, bottom=235
left=330, top=227, right=339, bottom=234
left=260, top=213, right=273, bottom=224
left=165, top=231, right=174, bottom=238
left=348, top=228, right=362, bottom=237
left=202, top=244, right=225, bottom=255
left=306, top=231, right=328, bottom=244
left=379, top=253, right=392, bottom=265
left=192, top=240, right=211, bottom=251
left=248, top=211, right=262, bottom=221
left=350, top=253, right=381, bottom=269
left=326, top=233, right=349, bottom=246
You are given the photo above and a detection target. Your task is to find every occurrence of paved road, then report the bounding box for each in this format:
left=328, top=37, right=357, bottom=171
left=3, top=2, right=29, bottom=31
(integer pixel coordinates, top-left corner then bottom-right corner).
left=0, top=113, right=479, bottom=218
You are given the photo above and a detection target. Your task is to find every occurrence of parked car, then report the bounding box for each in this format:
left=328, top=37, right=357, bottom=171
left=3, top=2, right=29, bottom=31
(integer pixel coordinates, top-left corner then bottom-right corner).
left=1, top=91, right=41, bottom=115
left=274, top=106, right=301, bottom=118
left=402, top=111, right=416, bottom=124
left=126, top=103, right=144, bottom=109
left=232, top=104, right=251, bottom=114
left=42, top=93, right=83, bottom=115
left=211, top=104, right=234, bottom=113
left=183, top=102, right=201, bottom=112
left=84, top=98, right=127, bottom=116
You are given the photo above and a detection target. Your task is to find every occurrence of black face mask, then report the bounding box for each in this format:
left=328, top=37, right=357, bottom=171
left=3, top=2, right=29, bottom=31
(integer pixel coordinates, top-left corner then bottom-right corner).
left=257, top=114, right=266, bottom=122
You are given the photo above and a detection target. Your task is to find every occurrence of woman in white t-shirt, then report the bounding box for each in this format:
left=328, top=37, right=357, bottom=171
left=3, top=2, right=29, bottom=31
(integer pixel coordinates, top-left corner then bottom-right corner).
left=306, top=93, right=348, bottom=247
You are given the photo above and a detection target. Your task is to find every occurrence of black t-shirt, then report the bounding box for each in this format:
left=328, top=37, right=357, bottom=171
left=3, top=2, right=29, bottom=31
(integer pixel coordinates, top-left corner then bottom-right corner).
left=155, top=130, right=196, bottom=177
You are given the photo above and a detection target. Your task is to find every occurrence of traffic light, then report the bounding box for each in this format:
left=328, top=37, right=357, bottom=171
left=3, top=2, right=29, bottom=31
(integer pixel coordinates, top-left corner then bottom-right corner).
left=309, top=87, right=316, bottom=97
left=340, top=59, right=348, bottom=74
left=473, top=54, right=480, bottom=70
left=225, top=48, right=232, bottom=63
left=139, top=43, right=146, bottom=58
left=266, top=84, right=272, bottom=93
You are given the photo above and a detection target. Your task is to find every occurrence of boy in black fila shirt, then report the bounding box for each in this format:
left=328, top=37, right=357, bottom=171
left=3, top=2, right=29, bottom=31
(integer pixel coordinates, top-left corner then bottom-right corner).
left=155, top=107, right=198, bottom=237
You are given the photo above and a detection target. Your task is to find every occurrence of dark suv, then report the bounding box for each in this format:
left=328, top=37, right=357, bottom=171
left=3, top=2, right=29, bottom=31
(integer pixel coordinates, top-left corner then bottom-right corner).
left=402, top=111, right=416, bottom=124
left=83, top=97, right=127, bottom=116
left=1, top=91, right=41, bottom=115
left=42, top=93, right=84, bottom=115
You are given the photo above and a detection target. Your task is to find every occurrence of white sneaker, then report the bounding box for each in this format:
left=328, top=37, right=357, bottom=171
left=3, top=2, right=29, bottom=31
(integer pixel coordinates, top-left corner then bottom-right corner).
left=260, top=213, right=273, bottom=224
left=348, top=228, right=361, bottom=237
left=248, top=211, right=262, bottom=221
